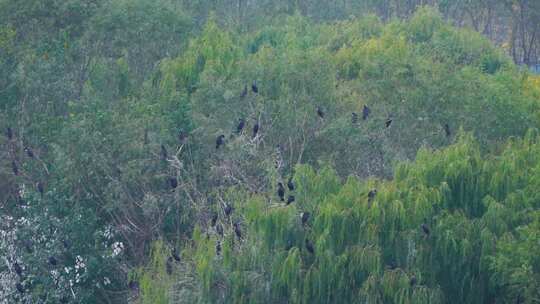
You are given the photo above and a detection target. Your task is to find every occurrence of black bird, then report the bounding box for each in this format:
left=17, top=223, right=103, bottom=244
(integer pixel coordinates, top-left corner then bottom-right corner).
left=168, top=177, right=178, bottom=189
left=305, top=239, right=314, bottom=254
left=211, top=213, right=218, bottom=227
left=63, top=239, right=72, bottom=249
left=362, top=105, right=371, bottom=120
left=224, top=204, right=233, bottom=216
left=367, top=189, right=377, bottom=203
left=286, top=195, right=295, bottom=205
left=12, top=161, right=18, bottom=176
left=287, top=177, right=295, bottom=191
left=48, top=256, right=57, bottom=266
left=410, top=275, right=417, bottom=287
left=240, top=85, right=248, bottom=98
left=216, top=241, right=221, bottom=255
left=128, top=280, right=140, bottom=291
left=301, top=212, right=310, bottom=226
left=160, top=144, right=168, bottom=160
left=236, top=118, right=245, bottom=134
left=317, top=106, right=324, bottom=119
left=6, top=127, right=13, bottom=140
left=385, top=118, right=393, bottom=128
left=252, top=122, right=259, bottom=138
left=24, top=147, right=34, bottom=158
left=251, top=82, right=258, bottom=93
left=171, top=248, right=181, bottom=262
left=16, top=283, right=24, bottom=294
left=421, top=223, right=430, bottom=236
left=277, top=182, right=285, bottom=201
left=233, top=222, right=242, bottom=239
left=352, top=112, right=358, bottom=124
left=444, top=123, right=451, bottom=137
left=37, top=182, right=44, bottom=196
left=216, top=135, right=225, bottom=149
left=216, top=224, right=224, bottom=237
left=13, top=262, right=22, bottom=276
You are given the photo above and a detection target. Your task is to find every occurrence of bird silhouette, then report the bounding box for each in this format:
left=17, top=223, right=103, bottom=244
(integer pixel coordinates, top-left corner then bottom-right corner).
left=171, top=248, right=181, bottom=262
left=234, top=222, right=242, bottom=239
left=251, top=82, right=258, bottom=93
left=368, top=189, right=377, bottom=203
left=224, top=204, right=233, bottom=216
left=287, top=177, right=295, bottom=191
left=385, top=118, right=393, bottom=128
left=421, top=223, right=430, bottom=236
left=236, top=118, right=245, bottom=134
left=211, top=213, right=218, bottom=227
left=362, top=105, right=371, bottom=120
left=168, top=177, right=178, bottom=189
left=48, top=256, right=57, bottom=266
left=444, top=123, right=451, bottom=137
left=6, top=127, right=13, bottom=140
left=24, top=147, right=34, bottom=158
left=13, top=262, right=22, bottom=276
left=305, top=239, right=314, bottom=254
left=252, top=122, right=259, bottom=138
left=216, top=135, right=225, bottom=149
left=301, top=212, right=310, bottom=226
left=277, top=183, right=285, bottom=201
left=317, top=106, right=324, bottom=119
left=286, top=195, right=295, bottom=205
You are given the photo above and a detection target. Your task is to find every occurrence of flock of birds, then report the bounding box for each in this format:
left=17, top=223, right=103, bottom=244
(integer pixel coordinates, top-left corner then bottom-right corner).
left=4, top=81, right=438, bottom=297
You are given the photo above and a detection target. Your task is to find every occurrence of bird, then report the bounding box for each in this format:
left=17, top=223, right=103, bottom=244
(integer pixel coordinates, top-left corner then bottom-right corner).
left=16, top=283, right=24, bottom=294
left=305, top=239, right=314, bottom=254
left=233, top=222, right=242, bottom=239
left=168, top=177, right=178, bottom=189
left=24, top=147, right=34, bottom=158
left=216, top=241, right=221, bottom=255
left=251, top=81, right=258, bottom=93
left=286, top=195, right=295, bottom=205
left=352, top=112, right=358, bottom=124
left=224, top=204, right=233, bottom=216
left=236, top=118, right=245, bottom=134
left=301, top=212, right=310, bottom=226
left=444, top=123, right=451, bottom=137
left=240, top=85, right=248, bottom=98
left=421, top=223, right=430, bottom=236
left=128, top=280, right=139, bottom=291
left=13, top=262, right=22, bottom=276
left=367, top=189, right=377, bottom=203
left=362, top=105, right=371, bottom=120
left=216, top=224, right=224, bottom=237
left=211, top=213, right=218, bottom=227
left=48, top=256, right=57, bottom=266
left=216, top=135, right=225, bottom=149
left=12, top=161, right=18, bottom=176
left=277, top=183, right=285, bottom=201
left=160, top=144, right=168, bottom=160
left=410, top=275, right=417, bottom=287
left=171, top=248, right=181, bottom=262
left=287, top=177, right=295, bottom=191
left=37, top=182, right=44, bottom=196
left=385, top=118, right=393, bottom=128
left=252, top=122, right=259, bottom=138
left=6, top=127, right=13, bottom=140
left=317, top=106, right=325, bottom=119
